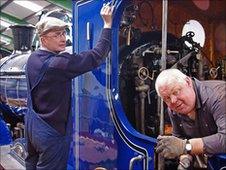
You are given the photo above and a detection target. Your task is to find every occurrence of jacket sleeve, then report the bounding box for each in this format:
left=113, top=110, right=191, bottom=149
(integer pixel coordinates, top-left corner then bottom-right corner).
left=49, top=28, right=111, bottom=79
left=202, top=83, right=226, bottom=155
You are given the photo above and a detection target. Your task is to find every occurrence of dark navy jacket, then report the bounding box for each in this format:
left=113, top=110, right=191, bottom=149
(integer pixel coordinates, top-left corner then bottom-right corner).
left=169, top=78, right=226, bottom=155
left=26, top=28, right=111, bottom=135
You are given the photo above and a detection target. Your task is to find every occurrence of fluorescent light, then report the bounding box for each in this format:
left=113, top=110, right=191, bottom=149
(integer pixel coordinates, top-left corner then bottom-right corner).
left=13, top=1, right=43, bottom=12
left=0, top=20, right=11, bottom=27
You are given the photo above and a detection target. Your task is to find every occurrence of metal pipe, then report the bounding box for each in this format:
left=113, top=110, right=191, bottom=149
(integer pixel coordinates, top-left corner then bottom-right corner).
left=140, top=93, right=145, bottom=134
left=158, top=0, right=168, bottom=170
left=129, top=155, right=143, bottom=170
left=161, top=0, right=168, bottom=70
left=0, top=71, right=25, bottom=76
left=160, top=0, right=168, bottom=135
left=134, top=97, right=140, bottom=131
left=136, top=84, right=150, bottom=134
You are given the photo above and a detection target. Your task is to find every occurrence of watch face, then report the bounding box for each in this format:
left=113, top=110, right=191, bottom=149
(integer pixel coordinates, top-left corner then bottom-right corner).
left=186, top=143, right=192, bottom=151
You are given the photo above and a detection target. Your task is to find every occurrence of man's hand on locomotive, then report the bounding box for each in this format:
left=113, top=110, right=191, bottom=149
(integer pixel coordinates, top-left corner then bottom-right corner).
left=155, top=135, right=190, bottom=159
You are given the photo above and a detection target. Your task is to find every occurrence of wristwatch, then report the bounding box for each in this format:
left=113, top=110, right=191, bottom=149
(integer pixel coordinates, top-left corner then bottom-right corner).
left=185, top=139, right=192, bottom=154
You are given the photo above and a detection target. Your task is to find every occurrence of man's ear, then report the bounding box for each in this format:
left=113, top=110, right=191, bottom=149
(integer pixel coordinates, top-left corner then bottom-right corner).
left=185, top=76, right=192, bottom=87
left=40, top=37, right=46, bottom=46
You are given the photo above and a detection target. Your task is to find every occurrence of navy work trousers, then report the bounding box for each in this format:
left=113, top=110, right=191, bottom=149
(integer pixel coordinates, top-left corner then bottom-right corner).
left=25, top=108, right=71, bottom=170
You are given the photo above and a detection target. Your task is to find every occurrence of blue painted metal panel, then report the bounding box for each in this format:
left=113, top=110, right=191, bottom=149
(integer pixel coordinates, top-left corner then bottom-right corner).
left=72, top=1, right=156, bottom=169
left=0, top=117, right=12, bottom=145
left=208, top=154, right=226, bottom=170
left=73, top=1, right=117, bottom=169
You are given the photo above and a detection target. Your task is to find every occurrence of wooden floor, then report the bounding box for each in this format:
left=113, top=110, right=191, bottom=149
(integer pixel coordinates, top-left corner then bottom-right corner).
left=0, top=145, right=25, bottom=170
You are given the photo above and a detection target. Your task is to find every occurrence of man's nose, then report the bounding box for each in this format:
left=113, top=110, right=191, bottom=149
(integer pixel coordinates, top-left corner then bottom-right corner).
left=60, top=34, right=66, bottom=39
left=60, top=35, right=66, bottom=42
left=170, top=95, right=177, bottom=104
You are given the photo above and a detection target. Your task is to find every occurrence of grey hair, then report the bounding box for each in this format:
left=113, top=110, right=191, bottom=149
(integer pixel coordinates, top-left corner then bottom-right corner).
left=155, top=69, right=187, bottom=96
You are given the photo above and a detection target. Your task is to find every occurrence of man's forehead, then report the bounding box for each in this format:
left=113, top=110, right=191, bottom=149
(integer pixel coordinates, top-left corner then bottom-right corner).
left=44, top=28, right=65, bottom=35
left=159, top=83, right=181, bottom=94
left=50, top=28, right=65, bottom=33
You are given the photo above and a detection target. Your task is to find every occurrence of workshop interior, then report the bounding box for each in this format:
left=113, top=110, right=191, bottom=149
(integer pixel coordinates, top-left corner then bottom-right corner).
left=0, top=0, right=225, bottom=169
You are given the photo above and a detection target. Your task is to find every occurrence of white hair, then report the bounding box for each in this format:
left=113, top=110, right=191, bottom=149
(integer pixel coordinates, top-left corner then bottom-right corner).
left=155, top=69, right=187, bottom=96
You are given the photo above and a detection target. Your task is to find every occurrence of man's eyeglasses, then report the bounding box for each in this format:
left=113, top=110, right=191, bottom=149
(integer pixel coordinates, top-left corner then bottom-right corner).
left=44, top=30, right=67, bottom=38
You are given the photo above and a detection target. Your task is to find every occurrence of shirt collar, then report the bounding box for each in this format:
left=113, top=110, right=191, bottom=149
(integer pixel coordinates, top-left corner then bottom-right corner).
left=39, top=46, right=58, bottom=54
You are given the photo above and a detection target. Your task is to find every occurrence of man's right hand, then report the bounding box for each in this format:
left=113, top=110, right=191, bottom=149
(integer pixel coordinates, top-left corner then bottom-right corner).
left=155, top=135, right=186, bottom=159
left=100, top=2, right=114, bottom=28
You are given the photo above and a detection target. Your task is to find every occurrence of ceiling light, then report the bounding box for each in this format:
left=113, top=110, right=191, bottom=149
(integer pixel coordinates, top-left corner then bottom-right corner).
left=13, top=1, right=43, bottom=12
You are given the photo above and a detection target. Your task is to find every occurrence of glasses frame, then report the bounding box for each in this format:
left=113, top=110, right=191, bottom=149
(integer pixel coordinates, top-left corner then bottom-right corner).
left=43, top=30, right=67, bottom=39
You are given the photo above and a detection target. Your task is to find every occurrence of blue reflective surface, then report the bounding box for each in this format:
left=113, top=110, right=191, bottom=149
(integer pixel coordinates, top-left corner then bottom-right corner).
left=208, top=154, right=226, bottom=170
left=0, top=117, right=12, bottom=145
left=72, top=1, right=156, bottom=169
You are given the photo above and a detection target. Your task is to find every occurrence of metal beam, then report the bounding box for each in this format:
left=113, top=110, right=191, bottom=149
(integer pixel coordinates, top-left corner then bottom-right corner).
left=23, top=3, right=56, bottom=21
left=0, top=34, right=12, bottom=48
left=46, top=0, right=72, bottom=12
left=0, top=0, right=13, bottom=11
left=0, top=34, right=12, bottom=40
left=0, top=12, right=28, bottom=34
left=0, top=46, right=12, bottom=53
left=0, top=12, right=27, bottom=24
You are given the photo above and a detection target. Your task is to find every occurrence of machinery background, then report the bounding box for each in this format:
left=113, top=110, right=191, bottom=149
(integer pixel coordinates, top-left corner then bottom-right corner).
left=118, top=1, right=224, bottom=137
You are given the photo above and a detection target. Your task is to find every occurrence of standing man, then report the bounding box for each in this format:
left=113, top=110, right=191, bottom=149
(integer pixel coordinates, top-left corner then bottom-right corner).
left=25, top=4, right=114, bottom=170
left=155, top=69, right=226, bottom=169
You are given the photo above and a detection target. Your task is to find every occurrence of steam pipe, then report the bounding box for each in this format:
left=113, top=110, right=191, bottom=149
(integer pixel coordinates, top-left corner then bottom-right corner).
left=140, top=92, right=146, bottom=134
left=158, top=0, right=168, bottom=170
left=160, top=0, right=168, bottom=135
left=136, top=84, right=150, bottom=134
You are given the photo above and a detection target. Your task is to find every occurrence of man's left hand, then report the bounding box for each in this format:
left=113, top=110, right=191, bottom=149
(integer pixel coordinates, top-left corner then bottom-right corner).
left=100, top=2, right=114, bottom=28
left=155, top=135, right=186, bottom=159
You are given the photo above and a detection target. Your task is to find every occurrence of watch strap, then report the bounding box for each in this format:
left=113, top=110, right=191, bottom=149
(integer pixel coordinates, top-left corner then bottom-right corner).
left=185, top=139, right=192, bottom=154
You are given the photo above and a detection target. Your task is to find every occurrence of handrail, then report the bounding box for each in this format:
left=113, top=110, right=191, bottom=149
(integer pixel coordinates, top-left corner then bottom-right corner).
left=129, top=155, right=143, bottom=170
